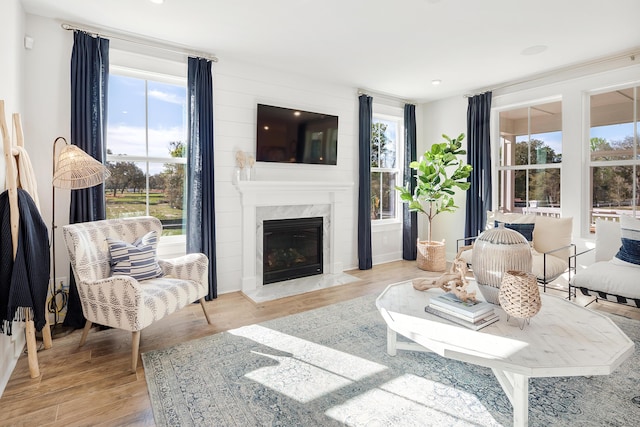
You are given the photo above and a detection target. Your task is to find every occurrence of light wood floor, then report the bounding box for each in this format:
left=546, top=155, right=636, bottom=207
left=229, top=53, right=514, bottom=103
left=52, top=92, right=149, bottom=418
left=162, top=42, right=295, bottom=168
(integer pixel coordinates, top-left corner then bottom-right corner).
left=1, top=260, right=638, bottom=426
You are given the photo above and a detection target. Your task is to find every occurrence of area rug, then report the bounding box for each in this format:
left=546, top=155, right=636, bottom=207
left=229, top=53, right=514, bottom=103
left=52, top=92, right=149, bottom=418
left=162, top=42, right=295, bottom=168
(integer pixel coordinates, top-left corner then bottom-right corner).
left=143, top=291, right=639, bottom=426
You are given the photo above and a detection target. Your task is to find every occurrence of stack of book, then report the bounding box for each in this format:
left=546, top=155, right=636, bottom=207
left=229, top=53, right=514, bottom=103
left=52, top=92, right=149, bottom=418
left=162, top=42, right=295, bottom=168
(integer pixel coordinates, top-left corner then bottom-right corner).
left=425, top=293, right=499, bottom=330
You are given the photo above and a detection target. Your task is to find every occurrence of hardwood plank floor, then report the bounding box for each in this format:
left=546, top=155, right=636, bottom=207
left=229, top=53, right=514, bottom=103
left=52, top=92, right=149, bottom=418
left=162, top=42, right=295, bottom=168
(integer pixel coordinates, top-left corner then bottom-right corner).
left=1, top=260, right=638, bottom=426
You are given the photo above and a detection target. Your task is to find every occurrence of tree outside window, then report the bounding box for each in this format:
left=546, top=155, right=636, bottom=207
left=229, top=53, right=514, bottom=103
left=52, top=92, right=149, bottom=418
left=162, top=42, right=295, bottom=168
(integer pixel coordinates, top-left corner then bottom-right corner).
left=105, top=72, right=187, bottom=236
left=371, top=115, right=402, bottom=221
left=589, top=86, right=640, bottom=227
left=498, top=101, right=562, bottom=214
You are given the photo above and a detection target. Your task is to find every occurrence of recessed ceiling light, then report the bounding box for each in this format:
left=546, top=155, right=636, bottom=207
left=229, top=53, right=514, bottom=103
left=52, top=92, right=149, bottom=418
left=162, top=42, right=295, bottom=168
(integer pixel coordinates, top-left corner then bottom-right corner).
left=432, top=79, right=442, bottom=86
left=521, top=45, right=548, bottom=56
left=293, top=111, right=301, bottom=116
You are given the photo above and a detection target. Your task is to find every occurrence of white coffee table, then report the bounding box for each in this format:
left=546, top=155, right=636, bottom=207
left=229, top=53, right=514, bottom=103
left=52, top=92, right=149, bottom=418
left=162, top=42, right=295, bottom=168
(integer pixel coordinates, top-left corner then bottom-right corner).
left=376, top=280, right=634, bottom=427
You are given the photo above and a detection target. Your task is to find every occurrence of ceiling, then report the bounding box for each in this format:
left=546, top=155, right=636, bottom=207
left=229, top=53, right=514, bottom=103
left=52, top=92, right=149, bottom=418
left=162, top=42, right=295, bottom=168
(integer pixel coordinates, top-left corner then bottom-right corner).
left=20, top=0, right=640, bottom=102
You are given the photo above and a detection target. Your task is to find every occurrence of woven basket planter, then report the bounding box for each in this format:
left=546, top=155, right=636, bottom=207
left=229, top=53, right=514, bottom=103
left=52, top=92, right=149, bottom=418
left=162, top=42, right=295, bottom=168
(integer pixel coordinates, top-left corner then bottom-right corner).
left=417, top=240, right=447, bottom=272
left=499, top=270, right=541, bottom=324
left=472, top=223, right=532, bottom=304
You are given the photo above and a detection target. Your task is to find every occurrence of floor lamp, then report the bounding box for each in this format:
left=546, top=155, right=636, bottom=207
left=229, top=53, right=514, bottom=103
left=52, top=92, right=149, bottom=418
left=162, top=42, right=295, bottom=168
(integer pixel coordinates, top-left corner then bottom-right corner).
left=49, top=136, right=111, bottom=337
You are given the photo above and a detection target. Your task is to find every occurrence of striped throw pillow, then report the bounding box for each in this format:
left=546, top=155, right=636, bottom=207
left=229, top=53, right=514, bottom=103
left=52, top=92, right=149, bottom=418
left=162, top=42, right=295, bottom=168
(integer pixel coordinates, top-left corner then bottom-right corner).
left=615, top=215, right=640, bottom=266
left=107, top=231, right=164, bottom=281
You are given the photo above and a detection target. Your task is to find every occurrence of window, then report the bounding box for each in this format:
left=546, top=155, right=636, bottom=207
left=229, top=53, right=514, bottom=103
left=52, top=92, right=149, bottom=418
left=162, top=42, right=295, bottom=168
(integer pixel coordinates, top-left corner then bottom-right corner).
left=498, top=101, right=562, bottom=215
left=106, top=68, right=187, bottom=236
left=370, top=114, right=403, bottom=221
left=589, top=86, right=639, bottom=227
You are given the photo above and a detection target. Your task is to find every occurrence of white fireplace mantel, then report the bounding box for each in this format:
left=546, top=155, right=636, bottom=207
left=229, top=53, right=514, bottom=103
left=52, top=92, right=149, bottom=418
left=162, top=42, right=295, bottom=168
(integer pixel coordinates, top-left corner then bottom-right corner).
left=235, top=180, right=353, bottom=293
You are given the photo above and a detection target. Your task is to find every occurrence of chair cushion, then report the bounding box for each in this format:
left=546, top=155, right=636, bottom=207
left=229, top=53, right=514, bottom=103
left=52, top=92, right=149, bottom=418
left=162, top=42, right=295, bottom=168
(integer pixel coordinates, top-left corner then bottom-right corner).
left=615, top=215, right=640, bottom=266
left=572, top=260, right=640, bottom=300
left=595, top=219, right=622, bottom=262
left=532, top=251, right=568, bottom=282
left=107, top=231, right=163, bottom=281
left=495, top=220, right=534, bottom=241
left=532, top=216, right=573, bottom=259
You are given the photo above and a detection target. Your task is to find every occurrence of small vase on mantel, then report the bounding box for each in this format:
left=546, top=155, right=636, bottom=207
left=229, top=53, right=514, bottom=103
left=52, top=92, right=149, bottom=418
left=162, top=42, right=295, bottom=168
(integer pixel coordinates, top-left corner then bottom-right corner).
left=242, top=167, right=252, bottom=181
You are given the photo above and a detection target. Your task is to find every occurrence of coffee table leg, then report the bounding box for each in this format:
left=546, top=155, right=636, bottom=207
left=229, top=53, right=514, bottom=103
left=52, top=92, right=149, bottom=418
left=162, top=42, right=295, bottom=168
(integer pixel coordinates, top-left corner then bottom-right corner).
left=492, top=369, right=529, bottom=427
left=386, top=326, right=397, bottom=356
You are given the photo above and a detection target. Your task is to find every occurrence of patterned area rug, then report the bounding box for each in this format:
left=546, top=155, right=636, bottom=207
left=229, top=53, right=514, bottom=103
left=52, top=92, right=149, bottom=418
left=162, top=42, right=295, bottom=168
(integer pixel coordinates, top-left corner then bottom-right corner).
left=143, top=291, right=639, bottom=426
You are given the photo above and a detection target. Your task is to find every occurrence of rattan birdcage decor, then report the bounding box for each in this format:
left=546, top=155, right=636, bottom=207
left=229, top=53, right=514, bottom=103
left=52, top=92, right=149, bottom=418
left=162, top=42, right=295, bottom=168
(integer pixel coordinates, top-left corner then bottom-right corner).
left=52, top=142, right=111, bottom=190
left=472, top=222, right=532, bottom=304
left=499, top=270, right=541, bottom=328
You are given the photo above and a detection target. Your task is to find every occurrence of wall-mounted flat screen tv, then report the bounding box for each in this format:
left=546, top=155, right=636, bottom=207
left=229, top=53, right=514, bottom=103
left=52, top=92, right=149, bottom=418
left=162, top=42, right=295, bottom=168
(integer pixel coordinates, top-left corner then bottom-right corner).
left=256, top=104, right=338, bottom=165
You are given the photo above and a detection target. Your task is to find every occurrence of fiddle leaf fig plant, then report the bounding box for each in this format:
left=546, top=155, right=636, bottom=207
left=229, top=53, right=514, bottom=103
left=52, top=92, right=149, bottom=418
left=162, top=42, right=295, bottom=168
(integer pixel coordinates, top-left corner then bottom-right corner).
left=397, top=133, right=473, bottom=243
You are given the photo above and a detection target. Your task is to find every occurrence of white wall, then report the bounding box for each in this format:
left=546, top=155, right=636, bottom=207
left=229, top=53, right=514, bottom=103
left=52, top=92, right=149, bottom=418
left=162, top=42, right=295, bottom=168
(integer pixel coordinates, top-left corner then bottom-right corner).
left=0, top=0, right=26, bottom=399
left=212, top=60, right=360, bottom=293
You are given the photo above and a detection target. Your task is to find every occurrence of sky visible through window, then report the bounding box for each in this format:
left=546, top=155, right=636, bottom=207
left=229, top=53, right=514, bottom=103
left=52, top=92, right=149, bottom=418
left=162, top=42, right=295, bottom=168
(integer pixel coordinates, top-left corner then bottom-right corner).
left=107, top=74, right=187, bottom=175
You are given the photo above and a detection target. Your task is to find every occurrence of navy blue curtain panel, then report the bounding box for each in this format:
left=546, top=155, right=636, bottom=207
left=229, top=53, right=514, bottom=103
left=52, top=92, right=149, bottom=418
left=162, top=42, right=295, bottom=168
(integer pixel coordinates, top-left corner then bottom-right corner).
left=358, top=94, right=373, bottom=270
left=64, top=31, right=110, bottom=329
left=465, top=92, right=492, bottom=239
left=187, top=57, right=217, bottom=300
left=402, top=104, right=418, bottom=260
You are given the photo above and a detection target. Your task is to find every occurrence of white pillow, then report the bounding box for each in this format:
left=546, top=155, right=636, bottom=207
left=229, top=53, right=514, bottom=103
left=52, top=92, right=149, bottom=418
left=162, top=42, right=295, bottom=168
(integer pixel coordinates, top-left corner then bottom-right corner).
left=532, top=216, right=573, bottom=259
left=595, top=219, right=622, bottom=262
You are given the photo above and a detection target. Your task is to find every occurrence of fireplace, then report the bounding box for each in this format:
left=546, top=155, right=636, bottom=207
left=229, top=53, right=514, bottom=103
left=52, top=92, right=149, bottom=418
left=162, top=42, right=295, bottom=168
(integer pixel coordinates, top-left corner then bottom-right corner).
left=263, top=217, right=323, bottom=284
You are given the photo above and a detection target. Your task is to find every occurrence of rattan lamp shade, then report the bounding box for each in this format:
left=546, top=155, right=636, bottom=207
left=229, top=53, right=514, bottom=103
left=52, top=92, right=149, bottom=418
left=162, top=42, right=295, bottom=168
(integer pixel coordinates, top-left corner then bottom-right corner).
left=52, top=144, right=111, bottom=189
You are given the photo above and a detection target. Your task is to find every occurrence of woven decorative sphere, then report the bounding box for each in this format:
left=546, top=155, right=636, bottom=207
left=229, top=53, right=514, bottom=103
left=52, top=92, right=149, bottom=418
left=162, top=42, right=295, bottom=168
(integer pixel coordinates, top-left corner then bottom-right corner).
left=499, top=270, right=541, bottom=323
left=472, top=223, right=532, bottom=304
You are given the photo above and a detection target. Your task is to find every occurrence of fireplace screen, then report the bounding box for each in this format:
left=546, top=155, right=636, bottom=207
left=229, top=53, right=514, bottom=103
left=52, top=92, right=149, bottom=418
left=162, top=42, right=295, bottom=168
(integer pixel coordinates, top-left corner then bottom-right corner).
left=263, top=217, right=323, bottom=284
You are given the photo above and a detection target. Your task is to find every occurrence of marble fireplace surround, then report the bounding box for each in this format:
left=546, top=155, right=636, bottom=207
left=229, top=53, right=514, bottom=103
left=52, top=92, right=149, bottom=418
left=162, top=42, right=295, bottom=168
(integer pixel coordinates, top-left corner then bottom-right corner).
left=235, top=181, right=353, bottom=295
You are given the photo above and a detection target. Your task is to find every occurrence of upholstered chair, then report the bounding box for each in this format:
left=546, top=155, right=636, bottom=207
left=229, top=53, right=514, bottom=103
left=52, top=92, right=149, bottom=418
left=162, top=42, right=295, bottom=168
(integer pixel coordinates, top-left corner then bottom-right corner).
left=63, top=216, right=211, bottom=371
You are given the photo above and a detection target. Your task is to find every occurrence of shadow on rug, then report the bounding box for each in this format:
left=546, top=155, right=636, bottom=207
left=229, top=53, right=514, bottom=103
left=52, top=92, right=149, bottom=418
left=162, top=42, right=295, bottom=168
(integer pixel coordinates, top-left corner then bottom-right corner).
left=143, top=292, right=639, bottom=426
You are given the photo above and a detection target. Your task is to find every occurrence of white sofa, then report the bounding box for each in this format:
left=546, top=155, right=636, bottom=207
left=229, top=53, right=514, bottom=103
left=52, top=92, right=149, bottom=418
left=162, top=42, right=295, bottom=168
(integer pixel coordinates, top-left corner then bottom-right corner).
left=458, top=211, right=575, bottom=290
left=570, top=217, right=640, bottom=307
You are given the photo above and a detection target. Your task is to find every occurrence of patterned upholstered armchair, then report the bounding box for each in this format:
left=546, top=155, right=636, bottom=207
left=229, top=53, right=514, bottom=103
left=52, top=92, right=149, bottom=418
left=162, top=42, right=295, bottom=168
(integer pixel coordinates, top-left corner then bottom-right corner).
left=63, top=216, right=211, bottom=371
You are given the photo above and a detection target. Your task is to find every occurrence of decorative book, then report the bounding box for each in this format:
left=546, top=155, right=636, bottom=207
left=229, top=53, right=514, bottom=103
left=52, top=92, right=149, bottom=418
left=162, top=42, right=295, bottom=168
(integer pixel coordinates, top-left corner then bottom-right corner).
left=425, top=306, right=499, bottom=331
left=429, top=292, right=494, bottom=319
left=427, top=302, right=495, bottom=323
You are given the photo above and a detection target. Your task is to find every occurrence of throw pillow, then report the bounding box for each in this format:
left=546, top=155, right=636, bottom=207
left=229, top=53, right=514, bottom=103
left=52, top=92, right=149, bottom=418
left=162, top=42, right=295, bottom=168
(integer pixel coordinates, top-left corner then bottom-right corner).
left=495, top=220, right=535, bottom=241
left=486, top=210, right=537, bottom=230
left=532, top=216, right=573, bottom=260
left=107, top=231, right=164, bottom=281
left=614, top=215, right=640, bottom=266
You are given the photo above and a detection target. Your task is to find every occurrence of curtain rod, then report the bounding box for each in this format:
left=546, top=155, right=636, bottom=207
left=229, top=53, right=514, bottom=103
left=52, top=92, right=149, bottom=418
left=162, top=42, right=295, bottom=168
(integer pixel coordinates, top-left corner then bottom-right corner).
left=357, top=89, right=415, bottom=105
left=464, top=48, right=640, bottom=98
left=61, top=22, right=218, bottom=63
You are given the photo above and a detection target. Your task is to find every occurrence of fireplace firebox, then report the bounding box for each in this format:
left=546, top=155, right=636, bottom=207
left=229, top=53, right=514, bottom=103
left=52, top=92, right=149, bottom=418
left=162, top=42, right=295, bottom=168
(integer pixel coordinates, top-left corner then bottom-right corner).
left=263, top=217, right=323, bottom=284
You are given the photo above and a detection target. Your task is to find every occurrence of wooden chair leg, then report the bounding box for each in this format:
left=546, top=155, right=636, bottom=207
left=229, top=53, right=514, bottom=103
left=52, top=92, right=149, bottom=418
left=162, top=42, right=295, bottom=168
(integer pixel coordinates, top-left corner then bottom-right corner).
left=131, top=330, right=141, bottom=372
left=199, top=298, right=212, bottom=325
left=41, top=317, right=52, bottom=350
left=25, top=314, right=39, bottom=379
left=79, top=320, right=92, bottom=347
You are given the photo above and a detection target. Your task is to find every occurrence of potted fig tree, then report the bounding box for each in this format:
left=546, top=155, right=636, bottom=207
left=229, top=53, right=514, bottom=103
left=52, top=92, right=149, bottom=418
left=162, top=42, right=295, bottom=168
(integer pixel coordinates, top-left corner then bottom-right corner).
left=397, top=133, right=472, bottom=271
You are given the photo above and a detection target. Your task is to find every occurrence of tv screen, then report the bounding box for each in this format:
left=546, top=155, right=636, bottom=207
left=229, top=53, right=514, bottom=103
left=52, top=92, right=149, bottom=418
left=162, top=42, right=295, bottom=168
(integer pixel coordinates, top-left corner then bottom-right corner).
left=256, top=104, right=338, bottom=165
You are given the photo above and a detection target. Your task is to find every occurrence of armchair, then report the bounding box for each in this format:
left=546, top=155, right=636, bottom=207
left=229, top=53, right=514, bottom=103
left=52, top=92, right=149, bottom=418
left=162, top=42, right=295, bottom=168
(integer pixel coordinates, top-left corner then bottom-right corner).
left=457, top=212, right=575, bottom=290
left=63, top=216, right=211, bottom=371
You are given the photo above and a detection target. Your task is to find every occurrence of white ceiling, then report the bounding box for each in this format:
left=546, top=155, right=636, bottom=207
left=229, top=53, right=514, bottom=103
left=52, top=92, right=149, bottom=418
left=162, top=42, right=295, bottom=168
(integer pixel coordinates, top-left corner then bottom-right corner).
left=20, top=0, right=640, bottom=102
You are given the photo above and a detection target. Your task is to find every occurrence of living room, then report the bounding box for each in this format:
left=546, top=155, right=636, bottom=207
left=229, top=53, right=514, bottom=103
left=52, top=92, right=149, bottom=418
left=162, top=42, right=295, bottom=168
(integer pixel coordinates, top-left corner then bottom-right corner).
left=2, top=0, right=640, bottom=424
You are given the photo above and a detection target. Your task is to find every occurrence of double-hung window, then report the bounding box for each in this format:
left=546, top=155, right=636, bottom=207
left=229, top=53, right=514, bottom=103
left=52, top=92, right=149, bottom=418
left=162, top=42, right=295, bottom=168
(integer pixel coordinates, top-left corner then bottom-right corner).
left=589, top=86, right=639, bottom=227
left=106, top=67, right=187, bottom=237
left=498, top=100, right=562, bottom=215
left=370, top=114, right=403, bottom=222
